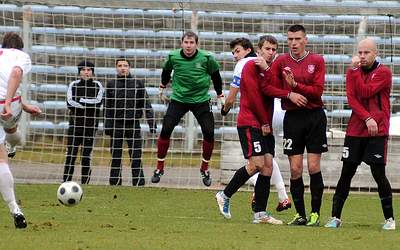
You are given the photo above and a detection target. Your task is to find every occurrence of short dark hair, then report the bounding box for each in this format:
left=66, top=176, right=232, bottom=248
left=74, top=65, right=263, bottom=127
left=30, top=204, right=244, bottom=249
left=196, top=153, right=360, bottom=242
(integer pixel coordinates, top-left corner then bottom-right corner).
left=288, top=24, right=306, bottom=34
left=258, top=35, right=278, bottom=49
left=181, top=31, right=198, bottom=43
left=2, top=32, right=24, bottom=50
left=229, top=38, right=254, bottom=54
left=77, top=60, right=95, bottom=74
left=115, top=57, right=131, bottom=66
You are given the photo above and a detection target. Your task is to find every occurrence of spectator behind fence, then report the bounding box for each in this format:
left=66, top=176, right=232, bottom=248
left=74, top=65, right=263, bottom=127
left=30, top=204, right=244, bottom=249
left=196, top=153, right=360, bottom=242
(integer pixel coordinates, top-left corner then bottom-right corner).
left=104, top=57, right=156, bottom=186
left=63, top=60, right=104, bottom=185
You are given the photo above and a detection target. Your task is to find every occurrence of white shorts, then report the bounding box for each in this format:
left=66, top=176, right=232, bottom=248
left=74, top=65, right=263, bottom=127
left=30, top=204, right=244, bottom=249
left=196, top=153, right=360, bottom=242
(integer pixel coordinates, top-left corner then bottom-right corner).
left=0, top=96, right=22, bottom=144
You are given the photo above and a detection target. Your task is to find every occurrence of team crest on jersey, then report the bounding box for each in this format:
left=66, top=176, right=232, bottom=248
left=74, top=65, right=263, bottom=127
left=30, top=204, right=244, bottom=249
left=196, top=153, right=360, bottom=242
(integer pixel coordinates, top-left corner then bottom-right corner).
left=307, top=64, right=315, bottom=74
left=196, top=62, right=202, bottom=68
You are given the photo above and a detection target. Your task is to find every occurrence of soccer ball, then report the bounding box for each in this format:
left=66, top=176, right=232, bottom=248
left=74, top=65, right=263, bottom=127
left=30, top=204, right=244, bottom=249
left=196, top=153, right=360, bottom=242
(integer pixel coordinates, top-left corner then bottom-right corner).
left=57, top=181, right=83, bottom=206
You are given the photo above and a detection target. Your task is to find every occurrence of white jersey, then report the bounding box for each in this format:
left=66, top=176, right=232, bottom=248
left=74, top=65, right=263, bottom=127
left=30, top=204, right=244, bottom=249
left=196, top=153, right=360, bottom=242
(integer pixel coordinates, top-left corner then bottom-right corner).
left=230, top=56, right=256, bottom=88
left=0, top=48, right=32, bottom=99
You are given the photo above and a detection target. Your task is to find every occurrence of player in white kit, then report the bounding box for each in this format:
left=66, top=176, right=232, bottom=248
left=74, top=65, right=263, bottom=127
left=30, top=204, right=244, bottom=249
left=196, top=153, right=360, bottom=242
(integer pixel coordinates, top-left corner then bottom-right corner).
left=0, top=32, right=41, bottom=228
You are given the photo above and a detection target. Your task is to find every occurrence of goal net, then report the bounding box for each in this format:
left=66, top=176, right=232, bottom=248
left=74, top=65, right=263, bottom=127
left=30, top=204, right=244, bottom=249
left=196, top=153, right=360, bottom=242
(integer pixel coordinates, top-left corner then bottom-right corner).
left=1, top=0, right=400, bottom=191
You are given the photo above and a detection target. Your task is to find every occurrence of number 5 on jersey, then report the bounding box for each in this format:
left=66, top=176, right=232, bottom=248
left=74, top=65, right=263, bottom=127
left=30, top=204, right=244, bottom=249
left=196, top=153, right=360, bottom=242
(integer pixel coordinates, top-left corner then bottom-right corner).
left=253, top=141, right=262, bottom=153
left=342, top=146, right=349, bottom=158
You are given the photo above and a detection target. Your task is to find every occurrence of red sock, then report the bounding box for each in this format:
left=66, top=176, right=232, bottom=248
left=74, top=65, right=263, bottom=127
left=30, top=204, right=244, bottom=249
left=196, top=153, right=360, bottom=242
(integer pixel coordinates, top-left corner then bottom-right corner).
left=201, top=159, right=209, bottom=172
left=201, top=139, right=214, bottom=172
left=157, top=159, right=165, bottom=171
left=157, top=137, right=170, bottom=171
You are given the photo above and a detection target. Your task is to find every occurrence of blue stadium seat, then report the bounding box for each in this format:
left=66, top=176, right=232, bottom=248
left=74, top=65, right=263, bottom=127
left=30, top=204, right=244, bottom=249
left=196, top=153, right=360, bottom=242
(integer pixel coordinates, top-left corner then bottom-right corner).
left=0, top=26, right=20, bottom=33
left=323, top=55, right=351, bottom=63
left=31, top=45, right=58, bottom=54
left=156, top=30, right=182, bottom=38
left=0, top=4, right=18, bottom=12
left=125, top=49, right=155, bottom=57
left=56, top=122, right=69, bottom=130
left=114, top=8, right=144, bottom=15
left=322, top=96, right=347, bottom=102
left=301, top=14, right=332, bottom=21
left=39, top=84, right=68, bottom=93
left=83, top=7, right=113, bottom=15
left=327, top=109, right=352, bottom=118
left=31, top=65, right=57, bottom=74
left=52, top=6, right=82, bottom=14
left=326, top=74, right=345, bottom=84
left=322, top=35, right=354, bottom=43
left=335, top=15, right=364, bottom=22
left=371, top=1, right=400, bottom=8
left=43, top=101, right=67, bottom=110
left=92, top=48, right=123, bottom=56
left=23, top=5, right=50, bottom=12
left=32, top=27, right=59, bottom=34
left=29, top=121, right=55, bottom=130
left=340, top=1, right=369, bottom=7
left=61, top=46, right=90, bottom=55
left=125, top=29, right=156, bottom=38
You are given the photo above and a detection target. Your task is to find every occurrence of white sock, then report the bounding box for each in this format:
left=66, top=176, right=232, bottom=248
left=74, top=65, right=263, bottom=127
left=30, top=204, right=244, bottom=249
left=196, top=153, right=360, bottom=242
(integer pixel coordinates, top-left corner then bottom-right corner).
left=271, top=159, right=288, bottom=202
left=6, top=130, right=21, bottom=147
left=248, top=172, right=258, bottom=186
left=0, top=163, right=20, bottom=214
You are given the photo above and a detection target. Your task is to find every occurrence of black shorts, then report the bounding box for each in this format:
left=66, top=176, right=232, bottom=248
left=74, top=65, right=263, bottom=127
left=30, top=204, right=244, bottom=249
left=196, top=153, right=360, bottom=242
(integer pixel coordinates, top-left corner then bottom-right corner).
left=283, top=108, right=328, bottom=155
left=341, top=136, right=388, bottom=165
left=237, top=126, right=275, bottom=159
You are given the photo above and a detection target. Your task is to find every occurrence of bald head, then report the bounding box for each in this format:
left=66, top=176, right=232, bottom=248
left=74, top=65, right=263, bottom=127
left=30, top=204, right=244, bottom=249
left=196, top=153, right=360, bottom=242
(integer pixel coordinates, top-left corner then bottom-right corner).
left=358, top=38, right=377, bottom=52
left=357, top=38, right=377, bottom=68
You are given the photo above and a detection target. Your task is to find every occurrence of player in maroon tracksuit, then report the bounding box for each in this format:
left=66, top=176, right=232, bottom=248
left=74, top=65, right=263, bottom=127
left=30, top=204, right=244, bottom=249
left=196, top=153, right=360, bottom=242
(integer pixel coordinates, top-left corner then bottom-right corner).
left=325, top=38, right=395, bottom=230
left=272, top=24, right=327, bottom=226
left=216, top=35, right=307, bottom=223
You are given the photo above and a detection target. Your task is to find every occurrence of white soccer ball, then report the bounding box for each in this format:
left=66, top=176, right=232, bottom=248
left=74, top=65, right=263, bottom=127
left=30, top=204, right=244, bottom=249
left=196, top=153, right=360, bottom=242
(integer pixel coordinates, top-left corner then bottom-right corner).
left=57, top=181, right=83, bottom=206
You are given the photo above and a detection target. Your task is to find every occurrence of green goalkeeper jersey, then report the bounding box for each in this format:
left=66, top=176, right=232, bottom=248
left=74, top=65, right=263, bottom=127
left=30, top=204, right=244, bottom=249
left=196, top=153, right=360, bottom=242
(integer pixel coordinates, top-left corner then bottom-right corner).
left=162, top=49, right=220, bottom=103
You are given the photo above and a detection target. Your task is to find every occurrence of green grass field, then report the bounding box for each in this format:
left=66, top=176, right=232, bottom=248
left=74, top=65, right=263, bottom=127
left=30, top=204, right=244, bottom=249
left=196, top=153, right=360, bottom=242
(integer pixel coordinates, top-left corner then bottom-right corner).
left=0, top=185, right=398, bottom=250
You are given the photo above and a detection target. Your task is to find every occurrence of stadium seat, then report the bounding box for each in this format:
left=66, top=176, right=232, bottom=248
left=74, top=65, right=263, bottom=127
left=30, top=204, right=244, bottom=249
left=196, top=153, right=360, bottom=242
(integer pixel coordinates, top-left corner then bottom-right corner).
left=43, top=101, right=67, bottom=110
left=371, top=1, right=400, bottom=8
left=114, top=8, right=144, bottom=15
left=327, top=109, right=352, bottom=118
left=39, top=84, right=68, bottom=93
left=61, top=46, right=90, bottom=55
left=0, top=26, right=20, bottom=33
left=340, top=1, right=369, bottom=7
left=323, top=55, right=351, bottom=63
left=92, top=48, right=123, bottom=56
left=31, top=45, right=58, bottom=54
left=52, top=6, right=82, bottom=14
left=326, top=74, right=345, bottom=84
left=84, top=7, right=113, bottom=15
left=0, top=4, right=18, bottom=12
left=29, top=121, right=55, bottom=130
left=23, top=5, right=50, bottom=12
left=31, top=65, right=57, bottom=74
left=322, top=35, right=353, bottom=43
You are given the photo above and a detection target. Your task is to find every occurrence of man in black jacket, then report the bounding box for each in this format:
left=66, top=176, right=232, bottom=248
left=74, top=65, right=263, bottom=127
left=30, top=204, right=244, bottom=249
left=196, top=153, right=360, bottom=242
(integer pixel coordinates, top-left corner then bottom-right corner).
left=63, top=60, right=104, bottom=184
left=104, top=57, right=156, bottom=186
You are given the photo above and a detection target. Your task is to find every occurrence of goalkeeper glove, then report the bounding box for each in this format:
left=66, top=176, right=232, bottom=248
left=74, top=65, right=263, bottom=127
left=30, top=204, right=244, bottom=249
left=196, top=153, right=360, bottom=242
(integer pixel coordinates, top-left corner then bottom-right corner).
left=220, top=105, right=230, bottom=116
left=217, top=93, right=225, bottom=110
left=159, top=84, right=170, bottom=103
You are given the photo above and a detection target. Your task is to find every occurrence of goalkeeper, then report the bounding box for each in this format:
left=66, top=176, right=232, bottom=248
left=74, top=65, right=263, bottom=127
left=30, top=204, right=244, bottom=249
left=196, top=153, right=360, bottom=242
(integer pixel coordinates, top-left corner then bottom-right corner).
left=152, top=31, right=224, bottom=187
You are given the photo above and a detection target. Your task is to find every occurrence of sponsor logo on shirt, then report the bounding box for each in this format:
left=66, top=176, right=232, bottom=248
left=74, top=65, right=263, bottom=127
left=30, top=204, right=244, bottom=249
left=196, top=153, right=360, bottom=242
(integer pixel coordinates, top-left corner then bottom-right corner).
left=374, top=154, right=382, bottom=159
left=371, top=73, right=376, bottom=79
left=308, top=64, right=315, bottom=74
